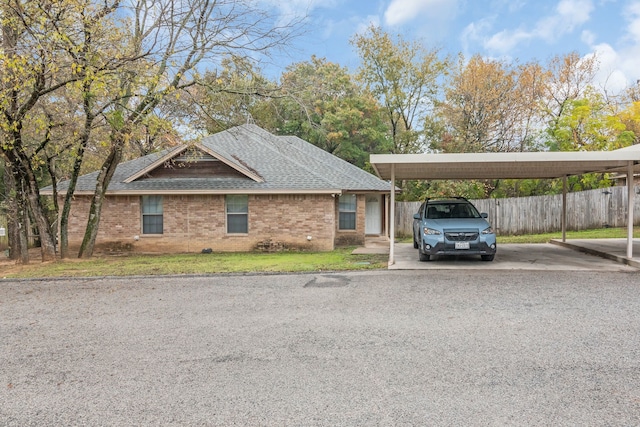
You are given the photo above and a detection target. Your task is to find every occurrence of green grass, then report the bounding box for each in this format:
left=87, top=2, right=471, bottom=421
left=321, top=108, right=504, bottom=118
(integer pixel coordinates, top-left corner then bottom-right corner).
left=2, top=227, right=638, bottom=279
left=0, top=248, right=389, bottom=279
left=497, top=227, right=640, bottom=243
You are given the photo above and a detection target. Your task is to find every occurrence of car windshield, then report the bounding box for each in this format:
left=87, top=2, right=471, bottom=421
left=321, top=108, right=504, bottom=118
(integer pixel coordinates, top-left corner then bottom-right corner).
left=426, top=202, right=481, bottom=219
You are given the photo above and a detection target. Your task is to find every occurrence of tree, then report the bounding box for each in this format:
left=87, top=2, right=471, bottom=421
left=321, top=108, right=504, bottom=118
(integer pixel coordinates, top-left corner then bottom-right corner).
left=547, top=88, right=632, bottom=152
left=434, top=55, right=519, bottom=153
left=424, top=56, right=548, bottom=198
left=184, top=56, right=279, bottom=136
left=55, top=0, right=127, bottom=258
left=186, top=55, right=391, bottom=169
left=273, top=56, right=391, bottom=168
left=352, top=25, right=448, bottom=154
left=0, top=0, right=82, bottom=262
left=431, top=55, right=547, bottom=154
left=541, top=52, right=599, bottom=129
left=77, top=0, right=303, bottom=257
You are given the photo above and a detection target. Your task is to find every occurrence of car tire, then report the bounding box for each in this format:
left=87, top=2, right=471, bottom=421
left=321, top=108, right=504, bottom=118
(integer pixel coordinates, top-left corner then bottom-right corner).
left=481, top=255, right=495, bottom=261
left=413, top=233, right=419, bottom=249
left=419, top=251, right=430, bottom=262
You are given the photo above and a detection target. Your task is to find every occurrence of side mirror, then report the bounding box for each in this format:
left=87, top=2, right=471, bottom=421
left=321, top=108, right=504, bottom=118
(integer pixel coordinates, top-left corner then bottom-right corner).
left=481, top=213, right=488, bottom=218
left=413, top=213, right=420, bottom=220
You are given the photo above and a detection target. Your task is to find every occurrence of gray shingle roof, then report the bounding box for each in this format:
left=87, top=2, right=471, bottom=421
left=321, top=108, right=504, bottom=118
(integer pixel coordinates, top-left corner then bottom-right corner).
left=49, top=124, right=390, bottom=195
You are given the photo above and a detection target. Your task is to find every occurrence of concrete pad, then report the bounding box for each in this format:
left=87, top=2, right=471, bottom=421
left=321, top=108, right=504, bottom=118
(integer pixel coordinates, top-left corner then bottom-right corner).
left=389, top=242, right=637, bottom=271
left=352, top=236, right=391, bottom=254
left=551, top=238, right=640, bottom=269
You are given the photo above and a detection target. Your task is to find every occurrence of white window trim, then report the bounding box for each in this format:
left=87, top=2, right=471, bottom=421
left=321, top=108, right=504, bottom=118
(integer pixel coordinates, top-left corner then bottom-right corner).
left=141, top=195, right=163, bottom=235
left=338, top=194, right=357, bottom=231
left=226, top=195, right=249, bottom=234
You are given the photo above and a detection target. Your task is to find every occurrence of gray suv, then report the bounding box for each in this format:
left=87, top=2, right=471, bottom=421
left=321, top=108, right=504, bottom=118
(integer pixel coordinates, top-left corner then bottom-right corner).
left=412, top=198, right=497, bottom=261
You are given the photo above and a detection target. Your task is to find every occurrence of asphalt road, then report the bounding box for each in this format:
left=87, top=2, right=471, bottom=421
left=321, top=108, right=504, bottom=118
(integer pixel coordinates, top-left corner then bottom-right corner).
left=2, top=270, right=640, bottom=426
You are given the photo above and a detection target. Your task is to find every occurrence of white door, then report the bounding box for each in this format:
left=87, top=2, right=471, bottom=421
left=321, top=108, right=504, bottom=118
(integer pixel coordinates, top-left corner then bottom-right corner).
left=365, top=195, right=382, bottom=235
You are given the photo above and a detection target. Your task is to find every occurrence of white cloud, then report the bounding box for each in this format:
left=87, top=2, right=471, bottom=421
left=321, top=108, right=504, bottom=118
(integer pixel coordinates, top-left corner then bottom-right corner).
left=585, top=43, right=628, bottom=94
left=484, top=28, right=530, bottom=53
left=581, top=1, right=640, bottom=94
left=534, top=0, right=593, bottom=41
left=479, top=0, right=594, bottom=55
left=581, top=29, right=596, bottom=45
left=624, top=1, right=640, bottom=43
left=461, top=18, right=494, bottom=54
left=557, top=0, right=593, bottom=25
left=383, top=0, right=454, bottom=26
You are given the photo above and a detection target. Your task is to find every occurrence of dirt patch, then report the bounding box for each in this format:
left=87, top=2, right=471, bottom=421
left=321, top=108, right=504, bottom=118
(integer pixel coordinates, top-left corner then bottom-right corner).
left=0, top=248, right=99, bottom=277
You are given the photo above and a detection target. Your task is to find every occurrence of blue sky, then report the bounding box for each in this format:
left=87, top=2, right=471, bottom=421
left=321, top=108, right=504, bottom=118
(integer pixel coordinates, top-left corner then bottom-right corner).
left=263, top=0, right=640, bottom=95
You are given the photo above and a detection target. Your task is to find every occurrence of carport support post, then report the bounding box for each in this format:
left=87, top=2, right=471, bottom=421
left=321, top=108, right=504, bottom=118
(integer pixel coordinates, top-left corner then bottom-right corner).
left=627, top=162, right=634, bottom=259
left=389, top=164, right=396, bottom=265
left=562, top=176, right=567, bottom=242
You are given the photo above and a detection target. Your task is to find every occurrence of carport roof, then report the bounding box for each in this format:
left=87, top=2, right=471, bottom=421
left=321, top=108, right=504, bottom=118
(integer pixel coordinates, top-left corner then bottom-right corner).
left=370, top=148, right=640, bottom=181
left=371, top=145, right=640, bottom=263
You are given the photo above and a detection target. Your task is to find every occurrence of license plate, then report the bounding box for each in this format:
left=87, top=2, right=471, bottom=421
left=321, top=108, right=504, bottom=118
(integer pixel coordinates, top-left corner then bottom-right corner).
left=455, top=241, right=470, bottom=250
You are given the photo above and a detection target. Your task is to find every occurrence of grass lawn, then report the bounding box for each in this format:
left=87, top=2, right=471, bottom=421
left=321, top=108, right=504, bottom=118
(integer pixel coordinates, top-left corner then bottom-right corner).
left=497, top=226, right=640, bottom=243
left=0, top=247, right=389, bottom=279
left=1, top=227, right=637, bottom=279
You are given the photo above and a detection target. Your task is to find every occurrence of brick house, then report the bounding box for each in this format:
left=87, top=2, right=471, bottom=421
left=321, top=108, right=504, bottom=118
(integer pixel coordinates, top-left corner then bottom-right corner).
left=45, top=125, right=391, bottom=253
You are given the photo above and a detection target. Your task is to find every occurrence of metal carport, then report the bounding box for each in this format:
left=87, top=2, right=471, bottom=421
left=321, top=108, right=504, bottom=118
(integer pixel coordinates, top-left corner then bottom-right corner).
left=370, top=146, right=640, bottom=265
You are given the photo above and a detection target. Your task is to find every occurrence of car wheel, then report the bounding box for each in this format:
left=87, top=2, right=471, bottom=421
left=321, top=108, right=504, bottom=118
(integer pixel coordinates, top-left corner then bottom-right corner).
left=419, top=251, right=430, bottom=262
left=481, top=255, right=495, bottom=261
left=413, top=233, right=419, bottom=249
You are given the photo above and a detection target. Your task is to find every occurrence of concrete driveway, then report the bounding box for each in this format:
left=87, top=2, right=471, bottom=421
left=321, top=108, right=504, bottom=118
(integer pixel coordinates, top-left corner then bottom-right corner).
left=390, top=241, right=639, bottom=271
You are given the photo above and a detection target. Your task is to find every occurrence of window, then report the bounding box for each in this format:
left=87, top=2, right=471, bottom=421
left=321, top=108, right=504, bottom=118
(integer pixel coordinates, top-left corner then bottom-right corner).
left=339, top=194, right=357, bottom=230
left=142, top=195, right=163, bottom=234
left=226, top=195, right=248, bottom=233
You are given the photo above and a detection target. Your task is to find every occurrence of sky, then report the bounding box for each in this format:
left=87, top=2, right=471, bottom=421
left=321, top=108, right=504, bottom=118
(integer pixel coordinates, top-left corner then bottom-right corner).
left=263, top=0, right=640, bottom=95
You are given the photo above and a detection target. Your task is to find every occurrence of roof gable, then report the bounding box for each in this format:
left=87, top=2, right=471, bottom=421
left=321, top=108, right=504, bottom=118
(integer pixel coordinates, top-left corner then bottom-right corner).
left=123, top=143, right=264, bottom=183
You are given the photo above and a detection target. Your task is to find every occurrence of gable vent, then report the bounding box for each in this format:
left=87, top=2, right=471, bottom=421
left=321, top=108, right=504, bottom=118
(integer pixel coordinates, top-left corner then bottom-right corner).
left=174, top=152, right=218, bottom=162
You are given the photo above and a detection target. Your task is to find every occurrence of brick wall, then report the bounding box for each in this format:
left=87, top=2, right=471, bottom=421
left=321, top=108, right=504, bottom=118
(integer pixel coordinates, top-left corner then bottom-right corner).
left=61, top=193, right=343, bottom=254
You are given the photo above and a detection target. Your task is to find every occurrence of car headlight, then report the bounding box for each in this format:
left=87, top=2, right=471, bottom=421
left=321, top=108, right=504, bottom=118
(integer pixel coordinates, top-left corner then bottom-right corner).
left=424, top=227, right=441, bottom=235
left=481, top=226, right=494, bottom=235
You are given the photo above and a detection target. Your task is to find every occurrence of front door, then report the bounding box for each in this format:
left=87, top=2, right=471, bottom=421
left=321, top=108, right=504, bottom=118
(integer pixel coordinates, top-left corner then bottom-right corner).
left=365, top=195, right=382, bottom=235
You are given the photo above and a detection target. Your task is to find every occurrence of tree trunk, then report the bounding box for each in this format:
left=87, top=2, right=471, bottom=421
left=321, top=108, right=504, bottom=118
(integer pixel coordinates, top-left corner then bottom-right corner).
left=46, top=157, right=60, bottom=257
left=25, top=188, right=56, bottom=262
left=8, top=146, right=57, bottom=262
left=78, top=128, right=127, bottom=258
left=2, top=160, right=27, bottom=262
left=60, top=144, right=86, bottom=259
left=60, top=110, right=93, bottom=259
left=59, top=200, right=70, bottom=259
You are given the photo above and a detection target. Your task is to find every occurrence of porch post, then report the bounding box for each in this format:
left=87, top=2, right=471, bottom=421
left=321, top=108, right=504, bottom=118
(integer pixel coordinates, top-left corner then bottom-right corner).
left=627, top=162, right=634, bottom=259
left=562, top=176, right=567, bottom=242
left=389, top=164, right=396, bottom=266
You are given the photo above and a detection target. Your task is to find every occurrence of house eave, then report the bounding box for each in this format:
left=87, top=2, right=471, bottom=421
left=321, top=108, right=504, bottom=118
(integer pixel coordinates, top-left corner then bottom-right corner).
left=43, top=189, right=349, bottom=196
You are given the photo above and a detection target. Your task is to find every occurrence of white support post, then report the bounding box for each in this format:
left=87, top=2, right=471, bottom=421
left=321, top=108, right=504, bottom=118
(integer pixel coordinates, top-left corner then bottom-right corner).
left=389, top=165, right=396, bottom=266
left=562, top=176, right=567, bottom=242
left=627, top=162, right=634, bottom=259
left=385, top=194, right=389, bottom=238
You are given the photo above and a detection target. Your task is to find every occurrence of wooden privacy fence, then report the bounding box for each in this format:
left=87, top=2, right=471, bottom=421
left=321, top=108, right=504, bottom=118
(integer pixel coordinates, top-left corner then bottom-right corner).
left=395, top=186, right=640, bottom=236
